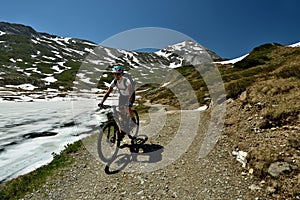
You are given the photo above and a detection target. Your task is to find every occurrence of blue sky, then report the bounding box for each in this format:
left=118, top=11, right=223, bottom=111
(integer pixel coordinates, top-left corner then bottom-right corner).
left=1, top=0, right=300, bottom=59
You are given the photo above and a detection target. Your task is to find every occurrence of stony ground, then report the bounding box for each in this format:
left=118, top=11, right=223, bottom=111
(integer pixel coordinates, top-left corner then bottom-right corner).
left=20, top=98, right=299, bottom=200
left=224, top=95, right=300, bottom=199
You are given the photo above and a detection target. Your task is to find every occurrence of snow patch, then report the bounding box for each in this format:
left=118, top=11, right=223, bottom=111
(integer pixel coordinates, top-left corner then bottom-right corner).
left=161, top=82, right=171, bottom=87
left=9, top=58, right=16, bottom=63
left=6, top=84, right=38, bottom=91
left=42, top=76, right=57, bottom=84
left=42, top=55, right=56, bottom=60
left=196, top=105, right=208, bottom=111
left=288, top=41, right=300, bottom=47
left=31, top=39, right=40, bottom=44
left=214, top=54, right=249, bottom=65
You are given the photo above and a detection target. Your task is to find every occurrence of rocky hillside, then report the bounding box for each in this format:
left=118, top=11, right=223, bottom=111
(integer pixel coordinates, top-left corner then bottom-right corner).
left=0, top=22, right=41, bottom=37
left=0, top=22, right=98, bottom=91
left=220, top=43, right=300, bottom=198
left=141, top=42, right=300, bottom=197
left=0, top=22, right=221, bottom=102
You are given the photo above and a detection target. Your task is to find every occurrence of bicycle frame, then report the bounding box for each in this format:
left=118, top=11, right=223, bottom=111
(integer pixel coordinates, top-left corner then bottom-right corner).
left=102, top=105, right=131, bottom=134
left=97, top=104, right=140, bottom=162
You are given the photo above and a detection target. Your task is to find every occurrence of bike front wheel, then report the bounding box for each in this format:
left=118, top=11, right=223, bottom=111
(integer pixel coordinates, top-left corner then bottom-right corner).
left=129, top=110, right=139, bottom=138
left=97, top=122, right=120, bottom=162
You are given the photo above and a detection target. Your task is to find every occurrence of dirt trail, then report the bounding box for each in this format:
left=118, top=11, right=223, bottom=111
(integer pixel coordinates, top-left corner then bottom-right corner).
left=22, top=103, right=266, bottom=200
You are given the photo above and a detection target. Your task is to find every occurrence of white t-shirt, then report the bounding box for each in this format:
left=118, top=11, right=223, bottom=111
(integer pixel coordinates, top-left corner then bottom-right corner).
left=109, top=77, right=131, bottom=96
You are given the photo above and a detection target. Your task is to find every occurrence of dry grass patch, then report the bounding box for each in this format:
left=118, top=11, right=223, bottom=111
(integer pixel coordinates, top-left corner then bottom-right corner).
left=247, top=77, right=300, bottom=127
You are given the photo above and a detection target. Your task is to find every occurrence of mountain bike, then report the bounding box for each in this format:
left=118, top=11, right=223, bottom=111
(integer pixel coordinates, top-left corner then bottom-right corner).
left=97, top=104, right=139, bottom=162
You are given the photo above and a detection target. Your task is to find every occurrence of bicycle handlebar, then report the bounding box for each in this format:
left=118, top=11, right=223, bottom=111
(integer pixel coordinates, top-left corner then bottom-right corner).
left=98, top=104, right=111, bottom=109
left=98, top=104, right=129, bottom=110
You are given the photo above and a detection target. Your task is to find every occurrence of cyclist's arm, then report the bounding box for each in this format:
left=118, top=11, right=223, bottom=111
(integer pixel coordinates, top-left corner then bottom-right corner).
left=100, top=87, right=113, bottom=105
left=100, top=79, right=116, bottom=105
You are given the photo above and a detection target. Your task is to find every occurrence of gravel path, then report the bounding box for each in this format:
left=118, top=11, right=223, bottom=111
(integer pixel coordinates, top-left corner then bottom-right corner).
left=21, top=105, right=266, bottom=200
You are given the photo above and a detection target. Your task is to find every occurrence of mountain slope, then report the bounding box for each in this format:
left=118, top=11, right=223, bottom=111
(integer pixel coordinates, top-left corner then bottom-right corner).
left=143, top=43, right=300, bottom=198
left=0, top=22, right=98, bottom=90
left=0, top=22, right=221, bottom=103
left=0, top=22, right=40, bottom=37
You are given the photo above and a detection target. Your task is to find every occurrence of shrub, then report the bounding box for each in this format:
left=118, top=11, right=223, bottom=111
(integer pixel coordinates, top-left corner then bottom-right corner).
left=277, top=65, right=300, bottom=79
left=234, top=43, right=280, bottom=69
left=225, top=78, right=253, bottom=99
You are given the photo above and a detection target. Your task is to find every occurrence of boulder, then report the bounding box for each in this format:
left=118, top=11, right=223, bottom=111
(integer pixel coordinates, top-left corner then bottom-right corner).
left=268, top=162, right=291, bottom=178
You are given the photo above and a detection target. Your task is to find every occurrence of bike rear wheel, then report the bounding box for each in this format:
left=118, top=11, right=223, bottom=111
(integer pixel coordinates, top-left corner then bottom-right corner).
left=97, top=122, right=120, bottom=162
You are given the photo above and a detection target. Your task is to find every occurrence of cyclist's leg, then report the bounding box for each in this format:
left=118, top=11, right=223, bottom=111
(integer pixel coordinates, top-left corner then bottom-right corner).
left=128, top=92, right=138, bottom=139
left=128, top=91, right=136, bottom=118
left=118, top=94, right=130, bottom=137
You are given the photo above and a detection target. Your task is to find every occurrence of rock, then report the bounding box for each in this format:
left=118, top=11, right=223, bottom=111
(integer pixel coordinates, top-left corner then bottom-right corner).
left=249, top=168, right=254, bottom=174
left=137, top=190, right=144, bottom=195
left=239, top=91, right=247, bottom=102
left=267, top=162, right=291, bottom=178
left=249, top=184, right=261, bottom=191
left=266, top=186, right=276, bottom=194
left=172, top=192, right=178, bottom=198
left=232, top=150, right=248, bottom=168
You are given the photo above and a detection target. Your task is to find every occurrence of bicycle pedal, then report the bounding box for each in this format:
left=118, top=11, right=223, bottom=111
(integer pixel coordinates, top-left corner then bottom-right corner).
left=128, top=135, right=136, bottom=140
left=109, top=137, right=116, bottom=143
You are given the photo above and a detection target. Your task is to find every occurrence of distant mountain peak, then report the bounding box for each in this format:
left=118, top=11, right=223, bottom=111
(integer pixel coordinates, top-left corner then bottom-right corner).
left=161, top=40, right=221, bottom=61
left=0, top=21, right=40, bottom=37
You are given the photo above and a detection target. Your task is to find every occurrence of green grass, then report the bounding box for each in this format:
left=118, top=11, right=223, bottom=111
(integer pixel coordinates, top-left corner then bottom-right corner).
left=0, top=141, right=82, bottom=200
left=142, top=43, right=300, bottom=108
left=0, top=33, right=95, bottom=89
left=234, top=43, right=281, bottom=69
left=50, top=61, right=83, bottom=90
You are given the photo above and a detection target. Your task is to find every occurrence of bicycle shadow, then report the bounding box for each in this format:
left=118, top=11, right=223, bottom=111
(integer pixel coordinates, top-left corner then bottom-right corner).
left=104, top=135, right=164, bottom=174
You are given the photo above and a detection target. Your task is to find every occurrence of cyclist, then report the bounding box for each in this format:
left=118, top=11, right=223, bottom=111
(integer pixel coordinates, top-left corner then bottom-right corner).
left=98, top=65, right=136, bottom=141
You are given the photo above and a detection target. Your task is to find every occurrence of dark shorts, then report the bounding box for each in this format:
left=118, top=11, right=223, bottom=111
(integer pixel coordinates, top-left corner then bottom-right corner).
left=119, top=91, right=136, bottom=107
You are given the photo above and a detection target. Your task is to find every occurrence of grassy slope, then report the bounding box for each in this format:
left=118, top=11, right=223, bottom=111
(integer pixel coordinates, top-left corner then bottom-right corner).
left=0, top=34, right=95, bottom=90
left=142, top=43, right=300, bottom=115
left=140, top=44, right=300, bottom=197
left=223, top=45, right=300, bottom=198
